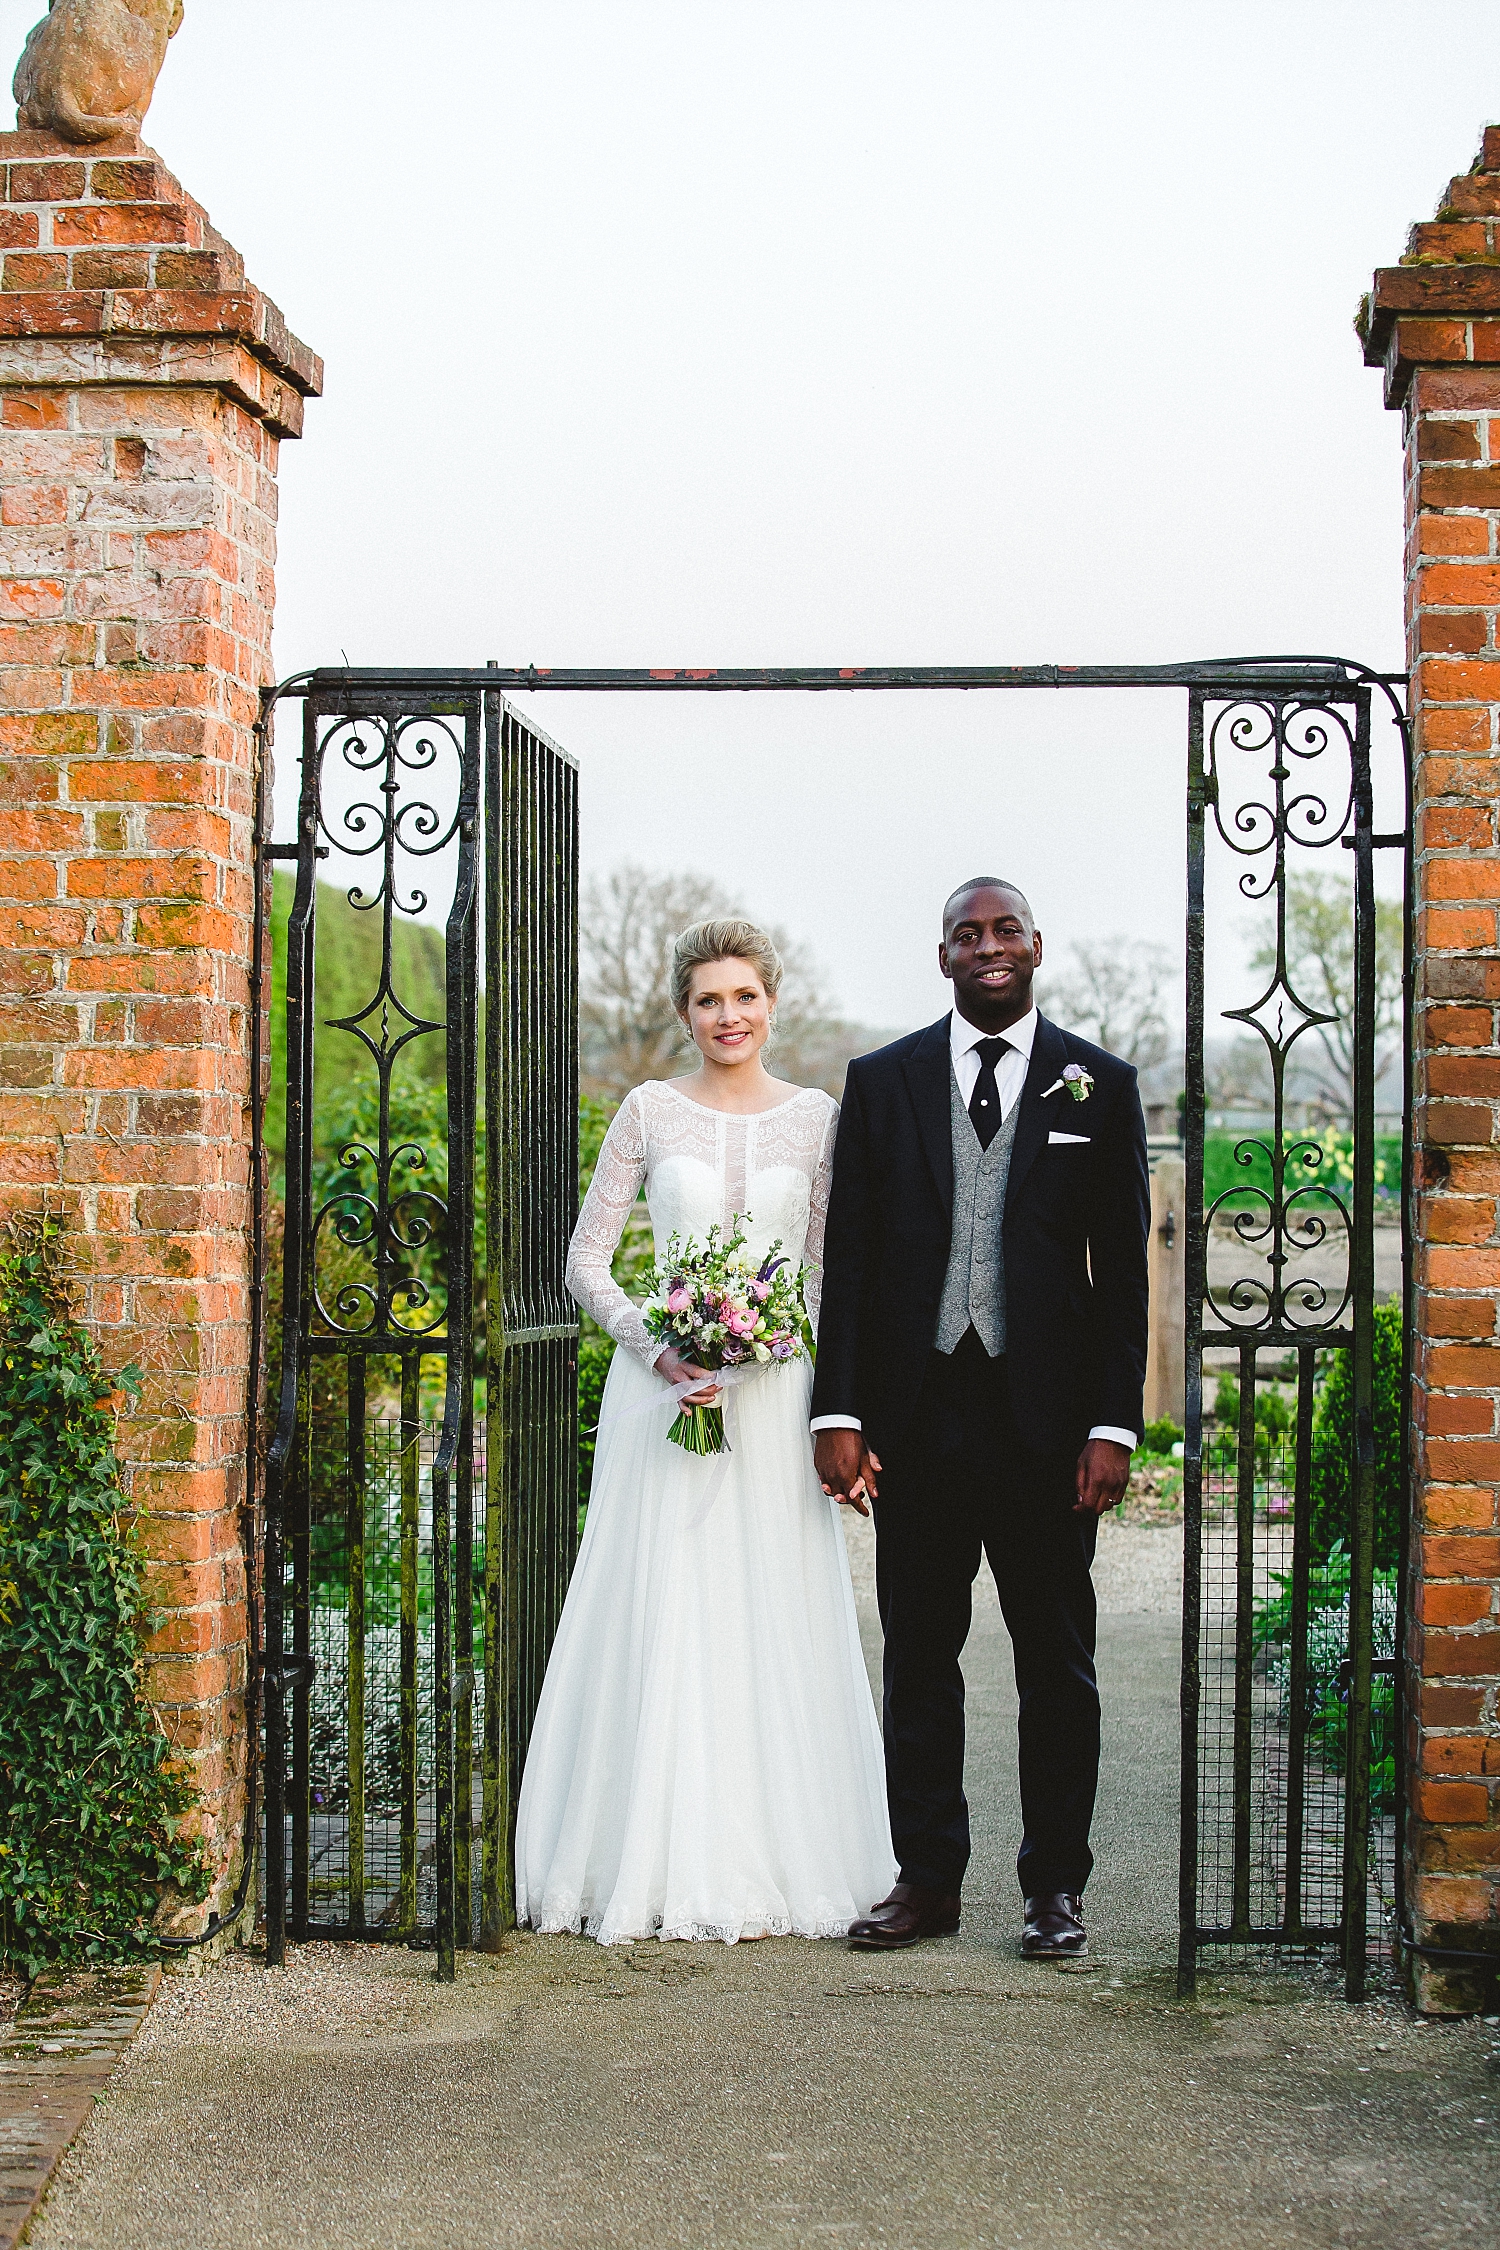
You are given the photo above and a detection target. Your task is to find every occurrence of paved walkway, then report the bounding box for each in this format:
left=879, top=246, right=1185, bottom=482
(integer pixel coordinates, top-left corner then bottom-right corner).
left=29, top=1520, right=1500, bottom=2250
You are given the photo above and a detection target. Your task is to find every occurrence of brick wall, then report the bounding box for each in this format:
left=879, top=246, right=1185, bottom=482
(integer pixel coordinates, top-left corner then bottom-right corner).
left=0, top=130, right=320, bottom=1928
left=1361, top=126, right=1500, bottom=2012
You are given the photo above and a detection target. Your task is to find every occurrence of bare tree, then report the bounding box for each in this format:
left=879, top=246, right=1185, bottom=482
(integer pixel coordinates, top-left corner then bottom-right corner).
left=1246, top=870, right=1402, bottom=1121
left=1206, top=1034, right=1271, bottom=1112
left=1042, top=936, right=1175, bottom=1068
left=579, top=866, right=727, bottom=1097
left=579, top=863, right=867, bottom=1099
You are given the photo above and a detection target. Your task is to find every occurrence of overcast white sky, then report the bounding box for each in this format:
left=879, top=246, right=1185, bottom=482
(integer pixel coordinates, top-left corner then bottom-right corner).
left=7, top=1, right=1490, bottom=1029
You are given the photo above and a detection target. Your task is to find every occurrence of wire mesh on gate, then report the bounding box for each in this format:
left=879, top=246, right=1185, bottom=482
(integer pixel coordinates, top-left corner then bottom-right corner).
left=263, top=1414, right=490, bottom=1938
left=1180, top=678, right=1402, bottom=2000
left=1192, top=1350, right=1396, bottom=1964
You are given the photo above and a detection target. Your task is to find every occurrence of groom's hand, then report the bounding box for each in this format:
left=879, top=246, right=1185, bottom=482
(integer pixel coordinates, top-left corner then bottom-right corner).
left=1074, top=1438, right=1131, bottom=1517
left=815, top=1428, right=882, bottom=1516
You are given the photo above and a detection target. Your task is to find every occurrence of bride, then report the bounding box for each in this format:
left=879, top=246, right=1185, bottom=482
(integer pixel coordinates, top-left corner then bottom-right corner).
left=516, top=917, right=896, bottom=1944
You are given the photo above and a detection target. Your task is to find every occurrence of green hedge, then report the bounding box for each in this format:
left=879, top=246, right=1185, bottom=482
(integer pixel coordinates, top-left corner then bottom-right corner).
left=1309, top=1299, right=1403, bottom=1573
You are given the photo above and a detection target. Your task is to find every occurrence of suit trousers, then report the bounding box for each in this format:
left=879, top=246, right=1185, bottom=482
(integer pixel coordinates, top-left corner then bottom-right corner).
left=871, top=1328, right=1101, bottom=1899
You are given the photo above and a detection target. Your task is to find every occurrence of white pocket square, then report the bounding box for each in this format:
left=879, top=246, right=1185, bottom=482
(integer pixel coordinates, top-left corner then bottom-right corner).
left=1048, top=1131, right=1090, bottom=1145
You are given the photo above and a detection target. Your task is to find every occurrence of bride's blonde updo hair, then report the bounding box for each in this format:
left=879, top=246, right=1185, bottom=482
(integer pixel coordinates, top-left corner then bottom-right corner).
left=670, top=917, right=784, bottom=1019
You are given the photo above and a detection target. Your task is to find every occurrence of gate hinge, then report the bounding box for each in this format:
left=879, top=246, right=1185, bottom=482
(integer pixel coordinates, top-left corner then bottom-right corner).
left=259, top=1648, right=318, bottom=1691
left=1334, top=1653, right=1396, bottom=1700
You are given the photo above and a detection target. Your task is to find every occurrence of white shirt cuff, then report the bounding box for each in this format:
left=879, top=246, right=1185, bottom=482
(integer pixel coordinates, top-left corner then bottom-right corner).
left=812, top=1415, right=1133, bottom=1447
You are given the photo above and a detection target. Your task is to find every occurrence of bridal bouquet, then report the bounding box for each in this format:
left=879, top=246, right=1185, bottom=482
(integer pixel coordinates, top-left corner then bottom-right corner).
left=642, top=1219, right=808, bottom=1456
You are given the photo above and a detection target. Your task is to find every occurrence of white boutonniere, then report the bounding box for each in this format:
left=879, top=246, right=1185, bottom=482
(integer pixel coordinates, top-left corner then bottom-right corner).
left=1062, top=1063, right=1094, bottom=1103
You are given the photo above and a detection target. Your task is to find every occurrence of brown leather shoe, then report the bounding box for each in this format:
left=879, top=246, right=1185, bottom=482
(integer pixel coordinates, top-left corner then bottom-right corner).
left=848, top=1882, right=961, bottom=1950
left=1021, top=1892, right=1087, bottom=1958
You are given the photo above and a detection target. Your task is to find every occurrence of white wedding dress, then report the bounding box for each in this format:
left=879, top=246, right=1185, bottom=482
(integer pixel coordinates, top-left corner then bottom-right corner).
left=515, top=1079, right=896, bottom=1944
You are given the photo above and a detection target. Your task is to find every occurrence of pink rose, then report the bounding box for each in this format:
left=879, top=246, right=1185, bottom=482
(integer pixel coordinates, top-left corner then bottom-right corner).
left=749, top=1279, right=771, bottom=1302
left=665, top=1285, right=692, bottom=1314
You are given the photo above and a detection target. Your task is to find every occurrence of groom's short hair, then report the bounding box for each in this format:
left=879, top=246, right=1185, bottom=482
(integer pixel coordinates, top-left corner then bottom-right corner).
left=942, top=877, right=1033, bottom=935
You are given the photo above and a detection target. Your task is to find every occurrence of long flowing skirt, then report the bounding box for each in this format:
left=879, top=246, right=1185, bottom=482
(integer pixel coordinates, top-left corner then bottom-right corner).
left=515, top=1345, right=896, bottom=1944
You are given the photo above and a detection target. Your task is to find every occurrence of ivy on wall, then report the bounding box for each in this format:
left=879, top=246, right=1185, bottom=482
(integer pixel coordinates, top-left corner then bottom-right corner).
left=0, top=1216, right=208, bottom=1973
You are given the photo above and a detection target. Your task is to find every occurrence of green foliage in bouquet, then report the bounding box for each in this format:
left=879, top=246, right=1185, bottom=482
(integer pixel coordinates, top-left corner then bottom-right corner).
left=0, top=1217, right=209, bottom=1972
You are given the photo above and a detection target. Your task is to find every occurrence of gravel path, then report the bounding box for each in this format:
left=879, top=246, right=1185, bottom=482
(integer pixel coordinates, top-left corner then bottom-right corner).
left=29, top=1512, right=1500, bottom=2250
left=1095, top=1517, right=1184, bottom=1615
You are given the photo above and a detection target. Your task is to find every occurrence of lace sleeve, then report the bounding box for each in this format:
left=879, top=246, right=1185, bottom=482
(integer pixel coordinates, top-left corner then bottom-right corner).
left=802, top=1096, right=839, bottom=1340
left=566, top=1088, right=659, bottom=1369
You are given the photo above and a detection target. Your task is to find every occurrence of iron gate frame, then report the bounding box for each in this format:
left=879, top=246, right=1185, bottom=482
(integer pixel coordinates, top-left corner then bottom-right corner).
left=251, top=655, right=1411, bottom=1994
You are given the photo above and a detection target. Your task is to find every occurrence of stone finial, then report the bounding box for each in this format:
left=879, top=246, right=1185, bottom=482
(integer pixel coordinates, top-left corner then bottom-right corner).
left=12, top=0, right=183, bottom=146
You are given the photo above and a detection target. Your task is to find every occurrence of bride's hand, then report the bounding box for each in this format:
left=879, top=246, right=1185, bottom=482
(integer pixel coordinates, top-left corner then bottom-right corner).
left=653, top=1346, right=722, bottom=1405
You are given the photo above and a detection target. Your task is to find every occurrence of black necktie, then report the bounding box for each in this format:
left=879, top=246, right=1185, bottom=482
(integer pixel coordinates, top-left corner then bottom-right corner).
left=968, top=1036, right=1009, bottom=1151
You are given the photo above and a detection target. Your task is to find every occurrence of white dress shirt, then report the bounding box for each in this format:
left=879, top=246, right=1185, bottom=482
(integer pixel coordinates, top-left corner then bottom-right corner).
left=811, top=1007, right=1137, bottom=1452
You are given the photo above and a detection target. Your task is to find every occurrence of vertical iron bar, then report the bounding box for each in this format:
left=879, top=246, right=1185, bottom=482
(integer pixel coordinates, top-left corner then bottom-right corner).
left=247, top=699, right=272, bottom=1961
left=483, top=688, right=508, bottom=1953
left=346, top=1353, right=366, bottom=1932
left=563, top=752, right=580, bottom=1577
left=1343, top=694, right=1378, bottom=2001
left=455, top=1376, right=474, bottom=1948
left=1177, top=689, right=1207, bottom=1999
left=283, top=702, right=321, bottom=1950
left=432, top=1450, right=453, bottom=1977
left=455, top=706, right=480, bottom=1947
left=520, top=733, right=536, bottom=1736
left=512, top=720, right=531, bottom=1795
left=1232, top=1341, right=1258, bottom=1940
left=532, top=734, right=552, bottom=1663
left=1394, top=684, right=1415, bottom=1967
left=289, top=1367, right=311, bottom=1941
left=481, top=691, right=507, bottom=1947
left=539, top=739, right=556, bottom=1646
left=399, top=1352, right=419, bottom=1936
left=431, top=696, right=481, bottom=1984
left=1282, top=1344, right=1315, bottom=1940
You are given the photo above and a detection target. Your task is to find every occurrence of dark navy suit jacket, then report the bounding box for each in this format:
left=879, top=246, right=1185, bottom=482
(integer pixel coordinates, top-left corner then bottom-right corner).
left=810, top=1012, right=1151, bottom=1459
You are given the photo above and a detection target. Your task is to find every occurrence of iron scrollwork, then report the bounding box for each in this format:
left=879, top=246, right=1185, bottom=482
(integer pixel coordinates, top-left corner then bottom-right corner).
left=1202, top=696, right=1363, bottom=1342
left=311, top=713, right=465, bottom=1343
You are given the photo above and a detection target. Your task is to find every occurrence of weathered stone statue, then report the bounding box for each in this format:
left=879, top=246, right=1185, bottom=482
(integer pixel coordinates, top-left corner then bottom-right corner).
left=13, top=0, right=183, bottom=144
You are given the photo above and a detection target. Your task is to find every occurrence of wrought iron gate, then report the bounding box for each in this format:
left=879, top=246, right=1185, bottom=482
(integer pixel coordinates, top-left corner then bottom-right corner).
left=1177, top=677, right=1407, bottom=2000
left=253, top=656, right=1405, bottom=1994
left=256, top=677, right=577, bottom=1979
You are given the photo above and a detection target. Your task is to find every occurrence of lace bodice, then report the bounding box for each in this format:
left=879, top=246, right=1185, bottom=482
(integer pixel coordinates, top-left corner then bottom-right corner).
left=567, top=1080, right=840, bottom=1368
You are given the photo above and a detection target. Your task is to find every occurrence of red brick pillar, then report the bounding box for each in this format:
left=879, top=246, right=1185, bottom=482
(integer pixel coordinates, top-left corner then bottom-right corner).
left=1361, top=128, right=1500, bottom=2012
left=0, top=131, right=320, bottom=1932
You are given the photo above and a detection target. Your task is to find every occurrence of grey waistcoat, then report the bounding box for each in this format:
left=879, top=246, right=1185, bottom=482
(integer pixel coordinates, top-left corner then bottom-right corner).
left=935, top=1064, right=1020, bottom=1358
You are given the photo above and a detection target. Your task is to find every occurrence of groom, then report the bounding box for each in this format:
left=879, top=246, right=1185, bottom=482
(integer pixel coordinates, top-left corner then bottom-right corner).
left=811, top=878, right=1150, bottom=1957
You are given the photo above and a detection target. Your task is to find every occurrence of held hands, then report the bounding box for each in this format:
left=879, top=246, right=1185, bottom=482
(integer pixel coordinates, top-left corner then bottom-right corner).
left=653, top=1345, right=722, bottom=1406
left=813, top=1427, right=883, bottom=1519
left=1074, top=1437, right=1131, bottom=1517
left=814, top=1429, right=1126, bottom=1517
